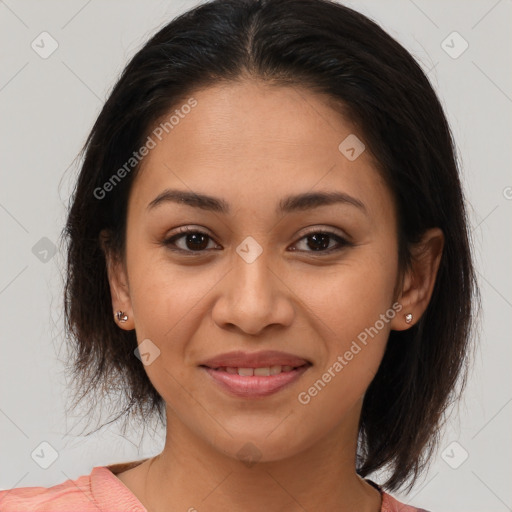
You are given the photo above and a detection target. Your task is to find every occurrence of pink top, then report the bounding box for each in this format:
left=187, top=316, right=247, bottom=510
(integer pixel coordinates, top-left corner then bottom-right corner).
left=0, top=460, right=429, bottom=511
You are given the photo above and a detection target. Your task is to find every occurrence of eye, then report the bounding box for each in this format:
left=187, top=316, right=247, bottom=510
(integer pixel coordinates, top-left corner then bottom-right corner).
left=162, top=227, right=220, bottom=253
left=162, top=226, right=352, bottom=255
left=290, top=229, right=352, bottom=254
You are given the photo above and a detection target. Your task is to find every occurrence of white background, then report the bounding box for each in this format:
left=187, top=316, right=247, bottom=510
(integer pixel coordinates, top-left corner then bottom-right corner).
left=0, top=1, right=511, bottom=511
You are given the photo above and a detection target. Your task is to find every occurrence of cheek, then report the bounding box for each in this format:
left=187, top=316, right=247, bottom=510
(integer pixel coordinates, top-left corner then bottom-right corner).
left=126, top=237, right=207, bottom=336
left=296, top=245, right=398, bottom=342
left=125, top=246, right=224, bottom=392
left=126, top=262, right=207, bottom=406
left=293, top=245, right=398, bottom=404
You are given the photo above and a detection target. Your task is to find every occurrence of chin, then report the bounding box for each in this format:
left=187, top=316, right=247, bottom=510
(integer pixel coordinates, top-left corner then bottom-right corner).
left=208, top=428, right=314, bottom=466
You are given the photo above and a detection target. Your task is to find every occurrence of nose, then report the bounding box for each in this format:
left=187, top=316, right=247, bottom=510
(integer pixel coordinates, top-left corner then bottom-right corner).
left=211, top=243, right=295, bottom=336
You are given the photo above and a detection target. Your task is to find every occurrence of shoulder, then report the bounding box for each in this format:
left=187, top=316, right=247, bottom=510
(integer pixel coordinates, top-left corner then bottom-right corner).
left=0, top=470, right=96, bottom=512
left=365, top=478, right=431, bottom=512
left=0, top=465, right=144, bottom=512
left=381, top=490, right=432, bottom=512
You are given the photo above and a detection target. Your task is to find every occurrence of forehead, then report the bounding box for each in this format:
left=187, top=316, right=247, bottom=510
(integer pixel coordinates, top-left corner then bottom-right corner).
left=130, top=80, right=392, bottom=220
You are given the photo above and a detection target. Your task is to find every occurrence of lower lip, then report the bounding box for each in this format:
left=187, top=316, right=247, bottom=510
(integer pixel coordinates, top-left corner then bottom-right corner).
left=201, top=365, right=310, bottom=398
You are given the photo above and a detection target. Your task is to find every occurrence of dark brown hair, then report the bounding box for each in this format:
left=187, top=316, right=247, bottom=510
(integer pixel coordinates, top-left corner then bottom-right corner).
left=62, top=0, right=479, bottom=491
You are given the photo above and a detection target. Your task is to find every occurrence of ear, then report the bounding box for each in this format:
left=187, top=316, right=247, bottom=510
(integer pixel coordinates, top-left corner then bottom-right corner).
left=99, top=229, right=135, bottom=330
left=391, top=227, right=444, bottom=331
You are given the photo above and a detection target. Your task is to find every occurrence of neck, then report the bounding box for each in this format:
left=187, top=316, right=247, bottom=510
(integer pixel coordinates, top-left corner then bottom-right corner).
left=138, top=405, right=382, bottom=512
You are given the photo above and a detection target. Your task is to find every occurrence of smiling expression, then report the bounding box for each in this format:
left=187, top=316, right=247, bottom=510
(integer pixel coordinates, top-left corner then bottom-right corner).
left=108, top=79, right=404, bottom=461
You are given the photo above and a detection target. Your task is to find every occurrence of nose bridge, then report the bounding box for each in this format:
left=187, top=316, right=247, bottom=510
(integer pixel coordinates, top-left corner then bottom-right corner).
left=212, top=236, right=293, bottom=334
left=234, top=239, right=273, bottom=299
left=232, top=237, right=276, bottom=308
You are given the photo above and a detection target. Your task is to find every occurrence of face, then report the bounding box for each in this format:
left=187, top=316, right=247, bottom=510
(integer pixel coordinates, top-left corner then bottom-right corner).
left=110, top=80, right=405, bottom=462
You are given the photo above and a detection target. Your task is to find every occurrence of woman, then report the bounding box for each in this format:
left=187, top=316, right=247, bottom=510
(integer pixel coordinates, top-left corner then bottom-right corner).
left=0, top=0, right=477, bottom=510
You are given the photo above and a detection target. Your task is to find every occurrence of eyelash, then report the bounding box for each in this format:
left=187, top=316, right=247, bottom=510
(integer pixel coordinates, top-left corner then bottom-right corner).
left=162, top=226, right=352, bottom=256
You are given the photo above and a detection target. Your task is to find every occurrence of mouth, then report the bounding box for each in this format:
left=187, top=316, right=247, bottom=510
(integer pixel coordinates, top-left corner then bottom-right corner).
left=200, top=363, right=312, bottom=398
left=200, top=364, right=308, bottom=376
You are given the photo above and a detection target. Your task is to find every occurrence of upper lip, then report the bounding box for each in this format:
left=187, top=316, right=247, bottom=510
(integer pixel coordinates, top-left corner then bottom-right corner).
left=199, top=350, right=311, bottom=369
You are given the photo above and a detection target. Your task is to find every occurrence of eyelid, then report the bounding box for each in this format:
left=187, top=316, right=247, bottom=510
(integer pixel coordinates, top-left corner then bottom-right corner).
left=298, top=225, right=349, bottom=240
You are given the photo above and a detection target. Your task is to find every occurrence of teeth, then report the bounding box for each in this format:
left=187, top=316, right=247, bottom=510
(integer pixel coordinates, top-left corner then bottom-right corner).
left=219, top=365, right=298, bottom=376
left=269, top=365, right=282, bottom=375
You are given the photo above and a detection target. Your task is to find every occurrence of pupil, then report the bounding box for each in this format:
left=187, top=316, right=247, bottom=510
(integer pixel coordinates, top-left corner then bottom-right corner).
left=308, top=233, right=330, bottom=251
left=187, top=233, right=208, bottom=251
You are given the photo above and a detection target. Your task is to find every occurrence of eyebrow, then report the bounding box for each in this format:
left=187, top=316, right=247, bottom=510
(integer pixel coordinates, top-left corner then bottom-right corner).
left=147, top=188, right=367, bottom=215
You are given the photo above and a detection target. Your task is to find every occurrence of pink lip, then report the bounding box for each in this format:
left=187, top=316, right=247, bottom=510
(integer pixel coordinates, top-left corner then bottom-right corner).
left=199, top=350, right=310, bottom=369
left=202, top=365, right=310, bottom=398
